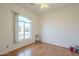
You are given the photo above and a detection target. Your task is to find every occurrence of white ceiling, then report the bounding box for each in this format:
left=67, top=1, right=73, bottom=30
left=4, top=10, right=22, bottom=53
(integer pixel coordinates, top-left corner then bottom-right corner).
left=17, top=3, right=79, bottom=15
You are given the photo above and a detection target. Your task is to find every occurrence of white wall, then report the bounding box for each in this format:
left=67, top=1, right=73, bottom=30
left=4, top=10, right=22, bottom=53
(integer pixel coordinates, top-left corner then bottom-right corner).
left=0, top=4, right=38, bottom=55
left=39, top=6, right=79, bottom=48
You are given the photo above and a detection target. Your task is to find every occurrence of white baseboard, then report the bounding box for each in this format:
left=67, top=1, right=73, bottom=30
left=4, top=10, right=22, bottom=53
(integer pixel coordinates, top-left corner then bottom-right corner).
left=42, top=41, right=69, bottom=49
left=0, top=41, right=35, bottom=55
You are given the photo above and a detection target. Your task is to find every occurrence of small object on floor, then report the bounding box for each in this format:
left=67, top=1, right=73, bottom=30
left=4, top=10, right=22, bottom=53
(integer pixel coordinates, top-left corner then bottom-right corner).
left=75, top=46, right=79, bottom=54
left=69, top=47, right=75, bottom=52
left=35, top=40, right=41, bottom=43
left=35, top=34, right=41, bottom=43
left=76, top=49, right=79, bottom=53
left=69, top=46, right=79, bottom=54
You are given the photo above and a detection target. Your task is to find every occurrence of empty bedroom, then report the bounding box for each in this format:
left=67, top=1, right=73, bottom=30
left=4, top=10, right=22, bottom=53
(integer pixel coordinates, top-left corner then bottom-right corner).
left=0, top=3, right=79, bottom=56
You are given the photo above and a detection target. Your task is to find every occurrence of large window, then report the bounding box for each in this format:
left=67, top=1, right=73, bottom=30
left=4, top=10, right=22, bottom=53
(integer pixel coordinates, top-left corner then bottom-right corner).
left=15, top=14, right=32, bottom=42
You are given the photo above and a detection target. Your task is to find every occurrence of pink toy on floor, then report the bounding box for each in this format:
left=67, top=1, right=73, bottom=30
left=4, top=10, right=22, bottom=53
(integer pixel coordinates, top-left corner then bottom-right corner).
left=69, top=47, right=75, bottom=52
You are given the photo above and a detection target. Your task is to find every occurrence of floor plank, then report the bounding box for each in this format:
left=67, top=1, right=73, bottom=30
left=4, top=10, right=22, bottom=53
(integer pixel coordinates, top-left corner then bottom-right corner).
left=1, top=43, right=79, bottom=56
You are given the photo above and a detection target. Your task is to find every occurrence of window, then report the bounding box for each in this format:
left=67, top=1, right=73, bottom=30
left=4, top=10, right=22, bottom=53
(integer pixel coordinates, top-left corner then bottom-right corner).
left=14, top=13, right=32, bottom=43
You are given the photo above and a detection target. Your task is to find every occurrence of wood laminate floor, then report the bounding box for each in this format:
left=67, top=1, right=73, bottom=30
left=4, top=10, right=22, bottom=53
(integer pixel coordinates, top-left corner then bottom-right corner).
left=1, top=43, right=79, bottom=56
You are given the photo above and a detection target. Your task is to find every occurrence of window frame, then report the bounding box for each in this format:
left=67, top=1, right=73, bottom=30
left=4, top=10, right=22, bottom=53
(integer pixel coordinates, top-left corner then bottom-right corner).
left=14, top=12, right=32, bottom=43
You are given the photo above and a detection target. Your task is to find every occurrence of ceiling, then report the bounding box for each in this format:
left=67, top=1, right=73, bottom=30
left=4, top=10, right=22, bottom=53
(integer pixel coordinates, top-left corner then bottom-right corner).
left=17, top=3, right=79, bottom=15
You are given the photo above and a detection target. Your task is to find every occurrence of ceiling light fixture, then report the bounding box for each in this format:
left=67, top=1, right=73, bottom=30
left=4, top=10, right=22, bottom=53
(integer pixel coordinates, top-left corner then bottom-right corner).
left=37, top=3, right=49, bottom=9
left=40, top=3, right=48, bottom=9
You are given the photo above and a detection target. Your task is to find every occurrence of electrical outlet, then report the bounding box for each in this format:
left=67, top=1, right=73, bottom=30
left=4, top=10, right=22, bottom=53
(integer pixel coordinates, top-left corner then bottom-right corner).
left=6, top=46, right=9, bottom=48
